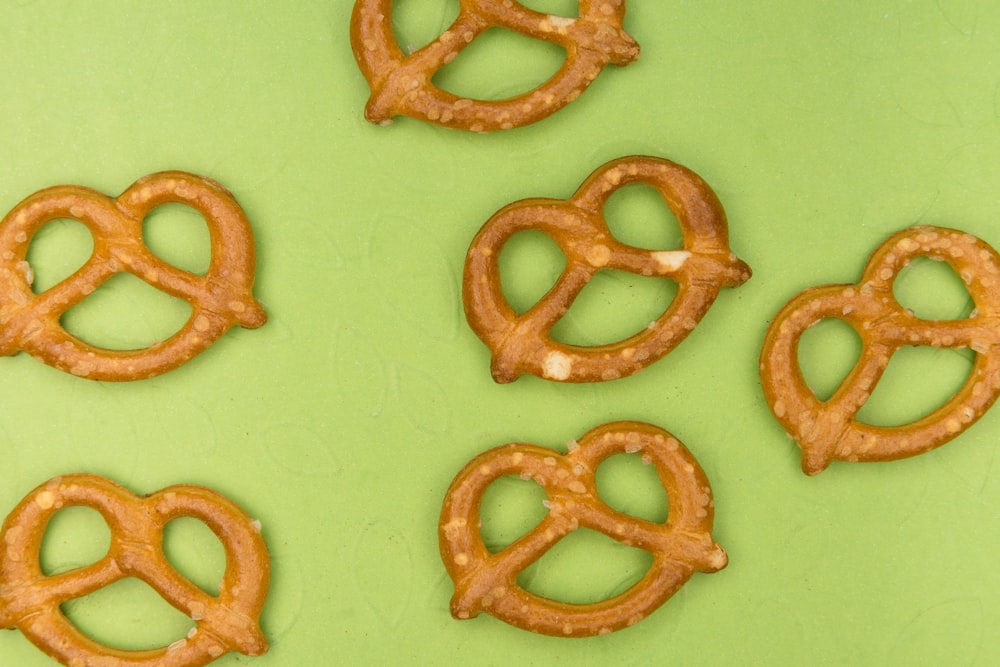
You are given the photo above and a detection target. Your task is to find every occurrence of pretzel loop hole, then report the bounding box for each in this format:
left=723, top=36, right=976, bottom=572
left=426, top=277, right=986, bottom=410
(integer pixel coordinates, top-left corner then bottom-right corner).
left=141, top=202, right=214, bottom=276
left=602, top=180, right=686, bottom=250
left=515, top=526, right=654, bottom=606
left=594, top=450, right=669, bottom=523
left=479, top=475, right=549, bottom=553
left=795, top=317, right=864, bottom=402
left=24, top=218, right=95, bottom=294
left=162, top=516, right=227, bottom=596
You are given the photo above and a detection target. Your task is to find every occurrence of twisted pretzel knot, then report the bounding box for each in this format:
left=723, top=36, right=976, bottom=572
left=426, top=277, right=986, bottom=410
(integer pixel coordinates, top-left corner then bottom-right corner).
left=0, top=171, right=266, bottom=381
left=439, top=421, right=727, bottom=637
left=760, top=225, right=1000, bottom=475
left=0, top=474, right=270, bottom=667
left=463, top=156, right=751, bottom=383
left=350, top=0, right=640, bottom=131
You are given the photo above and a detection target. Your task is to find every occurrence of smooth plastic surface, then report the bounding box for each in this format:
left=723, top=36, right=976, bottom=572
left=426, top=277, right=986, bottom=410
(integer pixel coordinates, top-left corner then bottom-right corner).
left=1, top=2, right=998, bottom=665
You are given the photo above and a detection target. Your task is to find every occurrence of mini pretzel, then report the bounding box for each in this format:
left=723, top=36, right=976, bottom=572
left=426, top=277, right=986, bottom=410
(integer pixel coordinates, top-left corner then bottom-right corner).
left=439, top=421, right=727, bottom=637
left=463, top=156, right=751, bottom=383
left=350, top=0, right=640, bottom=131
left=0, top=473, right=270, bottom=667
left=0, top=171, right=266, bottom=380
left=760, top=225, right=1000, bottom=475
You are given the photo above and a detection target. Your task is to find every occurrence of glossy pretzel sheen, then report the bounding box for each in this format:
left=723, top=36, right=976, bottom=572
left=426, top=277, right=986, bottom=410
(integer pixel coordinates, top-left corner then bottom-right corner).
left=760, top=225, right=1000, bottom=475
left=464, top=156, right=751, bottom=383
left=0, top=473, right=270, bottom=667
left=350, top=0, right=640, bottom=131
left=0, top=171, right=266, bottom=380
left=439, top=421, right=727, bottom=637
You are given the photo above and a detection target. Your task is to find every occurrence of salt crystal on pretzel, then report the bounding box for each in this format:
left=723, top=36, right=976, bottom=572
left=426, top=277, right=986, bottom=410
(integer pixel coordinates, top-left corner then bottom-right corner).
left=463, top=155, right=751, bottom=383
left=439, top=421, right=727, bottom=637
left=760, top=225, right=1000, bottom=475
left=0, top=473, right=270, bottom=667
left=350, top=0, right=640, bottom=131
left=0, top=171, right=266, bottom=381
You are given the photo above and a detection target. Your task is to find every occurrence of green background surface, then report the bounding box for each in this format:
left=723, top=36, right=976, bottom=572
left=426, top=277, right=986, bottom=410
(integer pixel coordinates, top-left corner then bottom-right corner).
left=1, top=1, right=999, bottom=665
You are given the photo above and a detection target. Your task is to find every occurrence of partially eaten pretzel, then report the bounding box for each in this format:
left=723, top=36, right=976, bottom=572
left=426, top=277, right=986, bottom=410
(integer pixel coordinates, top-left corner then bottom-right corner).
left=760, top=225, right=1000, bottom=475
left=0, top=473, right=270, bottom=667
left=0, top=171, right=266, bottom=381
left=463, top=155, right=751, bottom=383
left=439, top=421, right=727, bottom=637
left=350, top=0, right=640, bottom=131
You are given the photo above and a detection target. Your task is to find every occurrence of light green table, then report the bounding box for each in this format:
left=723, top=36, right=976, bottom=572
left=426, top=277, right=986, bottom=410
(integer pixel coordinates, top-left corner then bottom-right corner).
left=1, top=2, right=998, bottom=665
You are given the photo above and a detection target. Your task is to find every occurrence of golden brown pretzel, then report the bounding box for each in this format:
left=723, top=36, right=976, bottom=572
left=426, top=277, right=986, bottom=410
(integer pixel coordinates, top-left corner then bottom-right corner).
left=463, top=156, right=751, bottom=383
left=350, top=0, right=640, bottom=131
left=0, top=473, right=270, bottom=667
left=439, top=421, right=727, bottom=637
left=760, top=225, right=1000, bottom=475
left=0, top=171, right=266, bottom=380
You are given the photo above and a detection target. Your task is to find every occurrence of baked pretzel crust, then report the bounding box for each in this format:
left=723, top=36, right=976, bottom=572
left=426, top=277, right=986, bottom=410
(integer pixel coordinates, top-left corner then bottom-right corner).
left=0, top=473, right=270, bottom=667
left=463, top=156, right=751, bottom=383
left=350, top=0, right=640, bottom=131
left=439, top=421, right=727, bottom=637
left=0, top=171, right=266, bottom=381
left=760, top=225, right=1000, bottom=475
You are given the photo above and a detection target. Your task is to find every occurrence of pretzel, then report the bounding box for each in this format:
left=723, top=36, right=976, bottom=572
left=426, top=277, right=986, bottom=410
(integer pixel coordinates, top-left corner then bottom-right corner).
left=439, top=421, right=727, bottom=637
left=0, top=473, right=270, bottom=667
left=0, top=171, right=266, bottom=381
left=760, top=225, right=1000, bottom=475
left=463, top=156, right=751, bottom=383
left=350, top=0, right=640, bottom=131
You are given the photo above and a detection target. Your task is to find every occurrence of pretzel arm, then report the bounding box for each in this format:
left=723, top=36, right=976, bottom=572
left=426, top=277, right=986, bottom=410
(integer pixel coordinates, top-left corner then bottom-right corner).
left=0, top=559, right=121, bottom=630
left=475, top=0, right=637, bottom=63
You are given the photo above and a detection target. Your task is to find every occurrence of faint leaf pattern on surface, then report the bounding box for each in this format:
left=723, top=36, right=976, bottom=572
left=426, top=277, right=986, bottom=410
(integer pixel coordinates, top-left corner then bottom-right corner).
left=258, top=422, right=342, bottom=477
left=368, top=214, right=461, bottom=343
left=265, top=553, right=305, bottom=641
left=936, top=0, right=980, bottom=35
left=887, top=597, right=984, bottom=666
left=352, top=520, right=413, bottom=629
left=148, top=394, right=219, bottom=457
left=332, top=328, right=388, bottom=418
left=395, top=363, right=451, bottom=434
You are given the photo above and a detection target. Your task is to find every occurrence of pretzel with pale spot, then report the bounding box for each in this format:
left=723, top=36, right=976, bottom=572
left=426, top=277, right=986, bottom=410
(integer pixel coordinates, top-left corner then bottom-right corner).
left=0, top=171, right=266, bottom=380
left=463, top=156, right=751, bottom=383
left=0, top=473, right=270, bottom=667
left=439, top=421, right=727, bottom=637
left=760, top=225, right=1000, bottom=475
left=350, top=0, right=640, bottom=132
